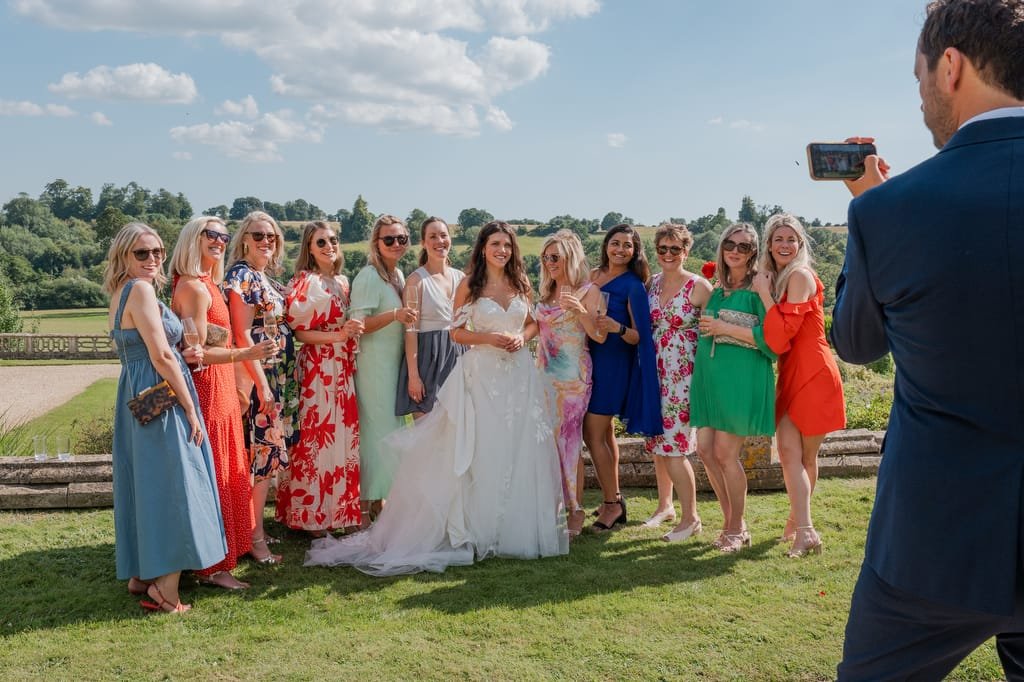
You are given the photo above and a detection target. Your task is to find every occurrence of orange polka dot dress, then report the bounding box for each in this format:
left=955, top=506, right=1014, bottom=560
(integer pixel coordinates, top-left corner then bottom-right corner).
left=187, top=274, right=255, bottom=575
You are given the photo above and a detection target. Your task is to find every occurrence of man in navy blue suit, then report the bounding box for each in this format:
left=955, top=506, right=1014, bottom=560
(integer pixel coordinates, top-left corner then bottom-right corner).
left=831, top=0, right=1024, bottom=678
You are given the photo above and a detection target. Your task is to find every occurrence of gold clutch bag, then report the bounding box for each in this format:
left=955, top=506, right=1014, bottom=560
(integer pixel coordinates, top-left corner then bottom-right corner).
left=127, top=380, right=177, bottom=425
left=712, top=309, right=759, bottom=353
left=204, top=323, right=230, bottom=348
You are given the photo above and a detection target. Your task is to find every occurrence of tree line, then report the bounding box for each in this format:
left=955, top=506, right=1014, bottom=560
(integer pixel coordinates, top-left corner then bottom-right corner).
left=0, top=180, right=846, bottom=331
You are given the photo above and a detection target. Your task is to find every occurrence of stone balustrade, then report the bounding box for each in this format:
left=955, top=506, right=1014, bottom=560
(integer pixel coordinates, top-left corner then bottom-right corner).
left=0, top=430, right=884, bottom=510
left=0, top=333, right=118, bottom=360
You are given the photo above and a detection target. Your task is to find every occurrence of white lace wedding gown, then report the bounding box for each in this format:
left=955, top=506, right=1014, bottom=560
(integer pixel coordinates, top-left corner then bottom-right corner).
left=305, top=296, right=569, bottom=575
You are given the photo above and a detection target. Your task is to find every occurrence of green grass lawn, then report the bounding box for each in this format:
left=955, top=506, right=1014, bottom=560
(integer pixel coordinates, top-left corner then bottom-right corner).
left=0, top=379, right=116, bottom=457
left=0, top=479, right=1002, bottom=680
left=17, top=308, right=108, bottom=335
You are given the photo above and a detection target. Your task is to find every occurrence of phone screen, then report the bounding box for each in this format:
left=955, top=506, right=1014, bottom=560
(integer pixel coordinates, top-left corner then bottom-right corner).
left=806, top=142, right=876, bottom=181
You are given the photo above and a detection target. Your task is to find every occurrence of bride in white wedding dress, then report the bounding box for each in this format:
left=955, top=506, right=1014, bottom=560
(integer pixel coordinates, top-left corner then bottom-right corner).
left=305, top=221, right=568, bottom=575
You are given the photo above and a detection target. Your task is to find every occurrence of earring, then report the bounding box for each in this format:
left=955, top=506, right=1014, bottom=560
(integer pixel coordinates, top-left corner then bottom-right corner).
left=243, top=243, right=249, bottom=255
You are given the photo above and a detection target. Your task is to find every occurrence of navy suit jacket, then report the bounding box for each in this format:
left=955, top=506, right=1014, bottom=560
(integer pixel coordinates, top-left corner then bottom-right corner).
left=832, top=116, right=1024, bottom=615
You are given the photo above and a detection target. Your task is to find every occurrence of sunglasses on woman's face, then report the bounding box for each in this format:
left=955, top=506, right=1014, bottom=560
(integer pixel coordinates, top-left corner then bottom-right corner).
left=379, top=235, right=409, bottom=247
left=202, top=229, right=231, bottom=244
left=315, top=236, right=339, bottom=248
left=722, top=239, right=754, bottom=254
left=656, top=245, right=684, bottom=256
left=541, top=254, right=560, bottom=263
left=132, top=247, right=165, bottom=262
left=247, top=231, right=277, bottom=243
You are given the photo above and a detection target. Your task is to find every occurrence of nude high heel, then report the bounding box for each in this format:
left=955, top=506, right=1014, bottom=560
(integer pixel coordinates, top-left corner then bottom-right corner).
left=786, top=526, right=823, bottom=558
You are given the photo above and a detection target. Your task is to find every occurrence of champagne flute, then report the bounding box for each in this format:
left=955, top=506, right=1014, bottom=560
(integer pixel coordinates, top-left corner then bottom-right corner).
left=559, top=285, right=573, bottom=311
left=350, top=309, right=366, bottom=354
left=181, top=317, right=203, bottom=372
left=597, top=291, right=610, bottom=339
left=406, top=284, right=421, bottom=333
left=262, top=311, right=281, bottom=366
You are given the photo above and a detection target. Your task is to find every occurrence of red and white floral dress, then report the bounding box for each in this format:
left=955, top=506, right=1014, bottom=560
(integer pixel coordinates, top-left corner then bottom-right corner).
left=276, top=270, right=361, bottom=531
left=644, top=274, right=701, bottom=456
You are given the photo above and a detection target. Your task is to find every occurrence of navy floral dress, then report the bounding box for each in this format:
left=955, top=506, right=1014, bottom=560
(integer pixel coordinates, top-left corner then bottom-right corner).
left=223, top=260, right=299, bottom=480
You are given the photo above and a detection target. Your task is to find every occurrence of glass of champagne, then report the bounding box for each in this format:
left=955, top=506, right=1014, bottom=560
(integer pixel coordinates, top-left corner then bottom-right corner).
left=350, top=309, right=366, bottom=354
left=262, top=310, right=281, bottom=366
left=406, top=284, right=421, bottom=333
left=597, top=291, right=610, bottom=339
left=181, top=317, right=203, bottom=372
left=559, top=285, right=573, bottom=310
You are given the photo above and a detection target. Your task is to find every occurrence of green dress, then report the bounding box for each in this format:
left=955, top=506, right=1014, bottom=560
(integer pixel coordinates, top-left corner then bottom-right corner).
left=351, top=265, right=407, bottom=500
left=690, top=288, right=776, bottom=436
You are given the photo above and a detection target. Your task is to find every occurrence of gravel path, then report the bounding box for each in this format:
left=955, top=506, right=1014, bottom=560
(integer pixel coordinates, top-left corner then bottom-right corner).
left=0, top=364, right=121, bottom=424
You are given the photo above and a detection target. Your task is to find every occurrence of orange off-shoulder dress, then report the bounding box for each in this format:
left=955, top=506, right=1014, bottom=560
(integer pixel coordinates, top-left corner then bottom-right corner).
left=763, top=275, right=846, bottom=435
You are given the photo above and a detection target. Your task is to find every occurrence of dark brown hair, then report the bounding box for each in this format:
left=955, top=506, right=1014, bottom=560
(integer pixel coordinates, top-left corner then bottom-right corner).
left=919, top=0, right=1024, bottom=99
left=598, top=223, right=650, bottom=284
left=418, top=216, right=449, bottom=267
left=465, top=221, right=531, bottom=303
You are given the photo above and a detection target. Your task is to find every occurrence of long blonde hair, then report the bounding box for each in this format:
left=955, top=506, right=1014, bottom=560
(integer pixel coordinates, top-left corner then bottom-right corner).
left=760, top=213, right=814, bottom=300
left=294, top=220, right=343, bottom=276
left=539, top=229, right=589, bottom=302
left=715, top=223, right=759, bottom=290
left=102, top=222, right=166, bottom=294
left=227, top=211, right=285, bottom=275
left=169, top=216, right=228, bottom=283
left=367, top=214, right=407, bottom=284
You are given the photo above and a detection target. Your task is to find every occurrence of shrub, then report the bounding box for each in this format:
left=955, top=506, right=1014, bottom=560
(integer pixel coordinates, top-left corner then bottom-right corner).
left=74, top=409, right=114, bottom=454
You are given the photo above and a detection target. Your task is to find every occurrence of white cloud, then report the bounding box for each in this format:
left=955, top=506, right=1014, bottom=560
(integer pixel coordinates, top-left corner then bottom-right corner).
left=16, top=1, right=597, bottom=136
left=0, top=99, right=76, bottom=117
left=170, top=110, right=324, bottom=162
left=49, top=63, right=197, bottom=103
left=607, top=132, right=627, bottom=148
left=728, top=119, right=765, bottom=132
left=172, top=151, right=192, bottom=161
left=215, top=95, right=259, bottom=119
left=90, top=111, right=112, bottom=126
left=485, top=105, right=513, bottom=131
left=708, top=116, right=723, bottom=125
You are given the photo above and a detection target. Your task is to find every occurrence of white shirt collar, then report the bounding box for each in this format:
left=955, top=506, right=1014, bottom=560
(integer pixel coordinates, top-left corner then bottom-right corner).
left=960, top=106, right=1024, bottom=129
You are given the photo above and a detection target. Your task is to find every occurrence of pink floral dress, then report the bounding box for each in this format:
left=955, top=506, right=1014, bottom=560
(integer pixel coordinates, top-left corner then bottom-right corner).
left=276, top=270, right=362, bottom=531
left=645, top=274, right=700, bottom=456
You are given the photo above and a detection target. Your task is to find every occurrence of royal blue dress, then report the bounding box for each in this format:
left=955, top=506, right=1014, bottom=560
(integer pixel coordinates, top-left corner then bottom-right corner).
left=110, top=279, right=227, bottom=580
left=587, top=271, right=663, bottom=437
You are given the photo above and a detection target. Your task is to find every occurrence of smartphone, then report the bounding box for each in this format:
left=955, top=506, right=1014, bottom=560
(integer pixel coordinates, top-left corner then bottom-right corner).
left=806, top=142, right=876, bottom=181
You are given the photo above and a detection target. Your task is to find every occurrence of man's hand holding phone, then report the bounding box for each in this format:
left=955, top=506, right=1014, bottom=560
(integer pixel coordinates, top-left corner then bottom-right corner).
left=841, top=137, right=891, bottom=198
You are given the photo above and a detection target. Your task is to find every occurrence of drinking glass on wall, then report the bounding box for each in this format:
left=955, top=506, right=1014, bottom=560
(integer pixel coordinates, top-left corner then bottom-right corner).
left=33, top=435, right=48, bottom=462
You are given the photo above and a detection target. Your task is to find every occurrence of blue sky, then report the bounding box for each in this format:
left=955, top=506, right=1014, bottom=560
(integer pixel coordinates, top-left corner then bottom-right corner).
left=0, top=1, right=935, bottom=226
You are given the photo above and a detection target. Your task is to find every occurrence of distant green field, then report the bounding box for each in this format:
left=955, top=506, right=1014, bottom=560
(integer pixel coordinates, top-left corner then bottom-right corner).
left=18, top=308, right=108, bottom=335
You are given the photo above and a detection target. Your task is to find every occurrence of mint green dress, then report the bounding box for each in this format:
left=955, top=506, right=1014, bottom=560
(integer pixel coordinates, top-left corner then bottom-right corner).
left=689, top=288, right=776, bottom=436
left=351, top=265, right=407, bottom=500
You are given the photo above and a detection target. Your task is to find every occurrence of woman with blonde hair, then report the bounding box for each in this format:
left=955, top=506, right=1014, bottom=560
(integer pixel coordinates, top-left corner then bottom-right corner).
left=535, top=229, right=602, bottom=538
left=223, top=210, right=297, bottom=564
left=106, top=222, right=225, bottom=612
left=351, top=214, right=419, bottom=523
left=396, top=216, right=465, bottom=419
left=644, top=223, right=712, bottom=542
left=691, top=223, right=777, bottom=552
left=279, top=220, right=366, bottom=534
left=753, top=213, right=845, bottom=557
left=170, top=216, right=275, bottom=589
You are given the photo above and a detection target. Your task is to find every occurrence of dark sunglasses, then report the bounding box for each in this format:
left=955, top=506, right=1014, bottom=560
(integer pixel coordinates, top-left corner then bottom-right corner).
left=132, top=247, right=165, bottom=262
left=202, top=229, right=231, bottom=244
left=315, top=236, right=339, bottom=248
left=656, top=245, right=684, bottom=256
left=379, top=235, right=409, bottom=247
left=722, top=239, right=754, bottom=255
left=541, top=254, right=560, bottom=263
left=247, top=231, right=278, bottom=243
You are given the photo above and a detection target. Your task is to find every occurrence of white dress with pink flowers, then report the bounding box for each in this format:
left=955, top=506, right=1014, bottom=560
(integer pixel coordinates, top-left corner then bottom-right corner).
left=644, top=274, right=701, bottom=456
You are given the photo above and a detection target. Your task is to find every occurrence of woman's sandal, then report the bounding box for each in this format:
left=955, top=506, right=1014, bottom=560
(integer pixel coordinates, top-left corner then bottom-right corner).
left=249, top=537, right=283, bottom=565
left=590, top=498, right=628, bottom=532
left=127, top=577, right=152, bottom=596
left=194, top=571, right=250, bottom=590
left=140, top=584, right=190, bottom=614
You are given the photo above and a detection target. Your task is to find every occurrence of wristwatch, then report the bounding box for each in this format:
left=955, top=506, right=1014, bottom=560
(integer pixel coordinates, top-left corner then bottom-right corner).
left=618, top=323, right=627, bottom=335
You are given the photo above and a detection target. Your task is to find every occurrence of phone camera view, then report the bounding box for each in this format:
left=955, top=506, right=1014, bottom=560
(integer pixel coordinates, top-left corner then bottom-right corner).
left=806, top=143, right=876, bottom=181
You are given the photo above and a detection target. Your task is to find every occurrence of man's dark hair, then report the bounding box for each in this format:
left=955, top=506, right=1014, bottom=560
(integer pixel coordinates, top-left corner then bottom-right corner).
left=919, top=0, right=1024, bottom=99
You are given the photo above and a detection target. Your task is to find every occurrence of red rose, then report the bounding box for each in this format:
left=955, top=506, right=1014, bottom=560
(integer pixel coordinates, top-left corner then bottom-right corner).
left=701, top=261, right=716, bottom=279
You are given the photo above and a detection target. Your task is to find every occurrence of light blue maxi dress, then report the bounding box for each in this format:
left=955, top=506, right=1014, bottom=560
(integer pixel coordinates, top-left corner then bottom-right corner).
left=110, top=279, right=227, bottom=580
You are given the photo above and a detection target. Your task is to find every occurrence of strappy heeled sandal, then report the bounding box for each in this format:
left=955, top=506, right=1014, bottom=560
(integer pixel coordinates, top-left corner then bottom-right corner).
left=140, top=584, right=190, bottom=614
left=786, top=526, right=823, bottom=558
left=249, top=536, right=283, bottom=565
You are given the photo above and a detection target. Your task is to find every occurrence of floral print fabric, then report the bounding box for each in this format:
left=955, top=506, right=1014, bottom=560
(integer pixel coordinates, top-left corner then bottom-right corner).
left=277, top=270, right=362, bottom=530
left=644, top=275, right=700, bottom=456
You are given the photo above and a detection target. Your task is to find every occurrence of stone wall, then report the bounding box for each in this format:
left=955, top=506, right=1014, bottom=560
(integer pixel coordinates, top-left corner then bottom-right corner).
left=0, top=430, right=884, bottom=510
left=0, top=334, right=118, bottom=361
